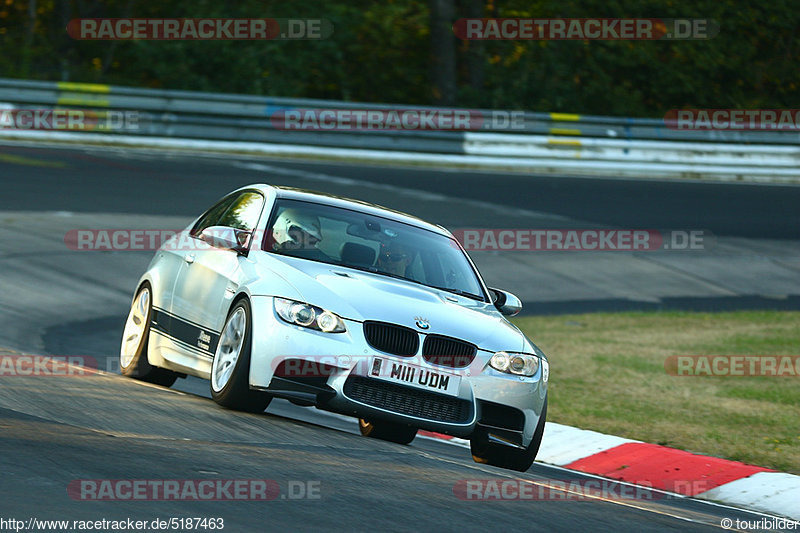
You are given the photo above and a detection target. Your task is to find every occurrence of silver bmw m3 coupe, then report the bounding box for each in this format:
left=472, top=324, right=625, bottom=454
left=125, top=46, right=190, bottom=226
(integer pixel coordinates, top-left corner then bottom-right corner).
left=120, top=184, right=549, bottom=471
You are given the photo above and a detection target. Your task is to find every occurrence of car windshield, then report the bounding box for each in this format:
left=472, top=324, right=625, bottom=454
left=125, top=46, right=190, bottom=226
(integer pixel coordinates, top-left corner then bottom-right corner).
left=263, top=198, right=486, bottom=301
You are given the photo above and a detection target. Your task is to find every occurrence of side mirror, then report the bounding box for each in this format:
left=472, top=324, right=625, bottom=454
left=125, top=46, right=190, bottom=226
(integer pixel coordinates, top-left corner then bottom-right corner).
left=489, top=288, right=522, bottom=316
left=199, top=226, right=251, bottom=254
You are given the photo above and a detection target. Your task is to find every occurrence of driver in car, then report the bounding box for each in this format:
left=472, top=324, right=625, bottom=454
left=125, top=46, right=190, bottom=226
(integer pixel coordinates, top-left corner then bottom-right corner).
left=270, top=208, right=330, bottom=261
left=377, top=241, right=414, bottom=278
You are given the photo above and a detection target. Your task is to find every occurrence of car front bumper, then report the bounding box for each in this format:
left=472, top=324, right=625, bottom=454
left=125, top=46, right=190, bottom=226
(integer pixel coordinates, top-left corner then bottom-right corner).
left=249, top=296, right=547, bottom=446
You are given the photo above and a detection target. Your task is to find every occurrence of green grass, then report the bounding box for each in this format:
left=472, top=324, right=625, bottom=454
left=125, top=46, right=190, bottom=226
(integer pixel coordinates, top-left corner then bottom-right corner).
left=512, top=310, right=800, bottom=473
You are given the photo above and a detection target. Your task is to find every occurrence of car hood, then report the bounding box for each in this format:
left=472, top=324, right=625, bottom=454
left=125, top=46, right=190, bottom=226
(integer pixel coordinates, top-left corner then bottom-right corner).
left=249, top=253, right=527, bottom=353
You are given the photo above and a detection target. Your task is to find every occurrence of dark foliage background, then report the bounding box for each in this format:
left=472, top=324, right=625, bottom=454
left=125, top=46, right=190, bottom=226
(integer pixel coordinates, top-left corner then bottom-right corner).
left=1, top=0, right=796, bottom=116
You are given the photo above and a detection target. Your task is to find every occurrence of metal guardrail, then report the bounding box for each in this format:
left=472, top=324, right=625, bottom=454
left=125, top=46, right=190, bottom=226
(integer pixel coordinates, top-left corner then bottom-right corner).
left=3, top=77, right=800, bottom=144
left=0, top=77, right=798, bottom=179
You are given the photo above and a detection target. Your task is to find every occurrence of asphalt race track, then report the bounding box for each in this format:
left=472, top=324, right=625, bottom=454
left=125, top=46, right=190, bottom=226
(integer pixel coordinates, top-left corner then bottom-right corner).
left=2, top=143, right=799, bottom=238
left=1, top=142, right=798, bottom=532
left=3, top=142, right=799, bottom=316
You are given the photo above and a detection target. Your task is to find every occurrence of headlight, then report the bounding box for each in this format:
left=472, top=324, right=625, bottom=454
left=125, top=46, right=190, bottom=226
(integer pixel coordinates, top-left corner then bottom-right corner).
left=490, top=351, right=540, bottom=377
left=274, top=298, right=346, bottom=333
left=490, top=351, right=511, bottom=372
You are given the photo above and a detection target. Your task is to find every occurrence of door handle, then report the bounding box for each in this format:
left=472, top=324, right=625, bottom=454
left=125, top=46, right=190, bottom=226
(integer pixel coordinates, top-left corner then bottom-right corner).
left=184, top=254, right=195, bottom=264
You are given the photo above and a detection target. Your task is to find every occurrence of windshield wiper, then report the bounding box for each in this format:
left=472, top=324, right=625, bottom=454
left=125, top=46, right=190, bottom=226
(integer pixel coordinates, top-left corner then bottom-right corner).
left=343, top=265, right=485, bottom=301
left=345, top=264, right=414, bottom=282
left=428, top=285, right=485, bottom=301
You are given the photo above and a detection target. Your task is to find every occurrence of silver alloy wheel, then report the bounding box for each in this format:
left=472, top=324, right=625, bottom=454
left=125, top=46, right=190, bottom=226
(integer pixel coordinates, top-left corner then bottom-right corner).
left=211, top=307, right=246, bottom=392
left=120, top=287, right=150, bottom=369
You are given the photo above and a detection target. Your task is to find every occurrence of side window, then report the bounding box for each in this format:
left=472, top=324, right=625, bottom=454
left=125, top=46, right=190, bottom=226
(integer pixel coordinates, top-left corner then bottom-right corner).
left=192, top=192, right=264, bottom=236
left=216, top=192, right=264, bottom=231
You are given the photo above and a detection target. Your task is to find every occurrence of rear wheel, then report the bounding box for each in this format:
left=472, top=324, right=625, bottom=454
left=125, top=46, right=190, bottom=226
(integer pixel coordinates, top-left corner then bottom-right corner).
left=210, top=299, right=272, bottom=413
left=470, top=396, right=547, bottom=472
left=120, top=283, right=179, bottom=387
left=359, top=418, right=418, bottom=445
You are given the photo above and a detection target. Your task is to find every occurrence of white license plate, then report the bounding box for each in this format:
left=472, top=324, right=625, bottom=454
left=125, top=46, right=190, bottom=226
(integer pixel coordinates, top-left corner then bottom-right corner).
left=368, top=357, right=461, bottom=396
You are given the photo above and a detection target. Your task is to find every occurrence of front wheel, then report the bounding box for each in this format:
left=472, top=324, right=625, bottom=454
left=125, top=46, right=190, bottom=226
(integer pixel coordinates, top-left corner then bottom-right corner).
left=359, top=418, right=418, bottom=445
left=210, top=299, right=272, bottom=413
left=120, top=283, right=179, bottom=387
left=470, top=396, right=547, bottom=472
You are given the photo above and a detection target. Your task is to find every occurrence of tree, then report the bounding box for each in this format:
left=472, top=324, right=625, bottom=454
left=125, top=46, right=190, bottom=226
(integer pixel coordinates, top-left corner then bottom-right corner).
left=429, top=0, right=457, bottom=105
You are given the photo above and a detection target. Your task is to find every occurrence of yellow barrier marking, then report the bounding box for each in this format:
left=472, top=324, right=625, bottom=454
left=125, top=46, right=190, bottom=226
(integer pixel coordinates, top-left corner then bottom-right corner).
left=56, top=82, right=110, bottom=94
left=547, top=139, right=582, bottom=147
left=549, top=128, right=582, bottom=136
left=550, top=112, right=580, bottom=121
left=0, top=153, right=66, bottom=168
left=56, top=97, right=110, bottom=107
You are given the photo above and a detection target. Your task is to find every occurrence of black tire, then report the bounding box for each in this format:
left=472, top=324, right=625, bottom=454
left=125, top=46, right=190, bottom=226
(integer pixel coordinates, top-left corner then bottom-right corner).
left=210, top=298, right=272, bottom=413
left=119, top=283, right=179, bottom=388
left=470, top=396, right=547, bottom=472
left=359, top=418, right=418, bottom=445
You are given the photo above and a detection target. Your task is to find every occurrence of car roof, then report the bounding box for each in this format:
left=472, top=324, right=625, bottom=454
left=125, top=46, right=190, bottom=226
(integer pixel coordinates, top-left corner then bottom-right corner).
left=244, top=183, right=452, bottom=237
